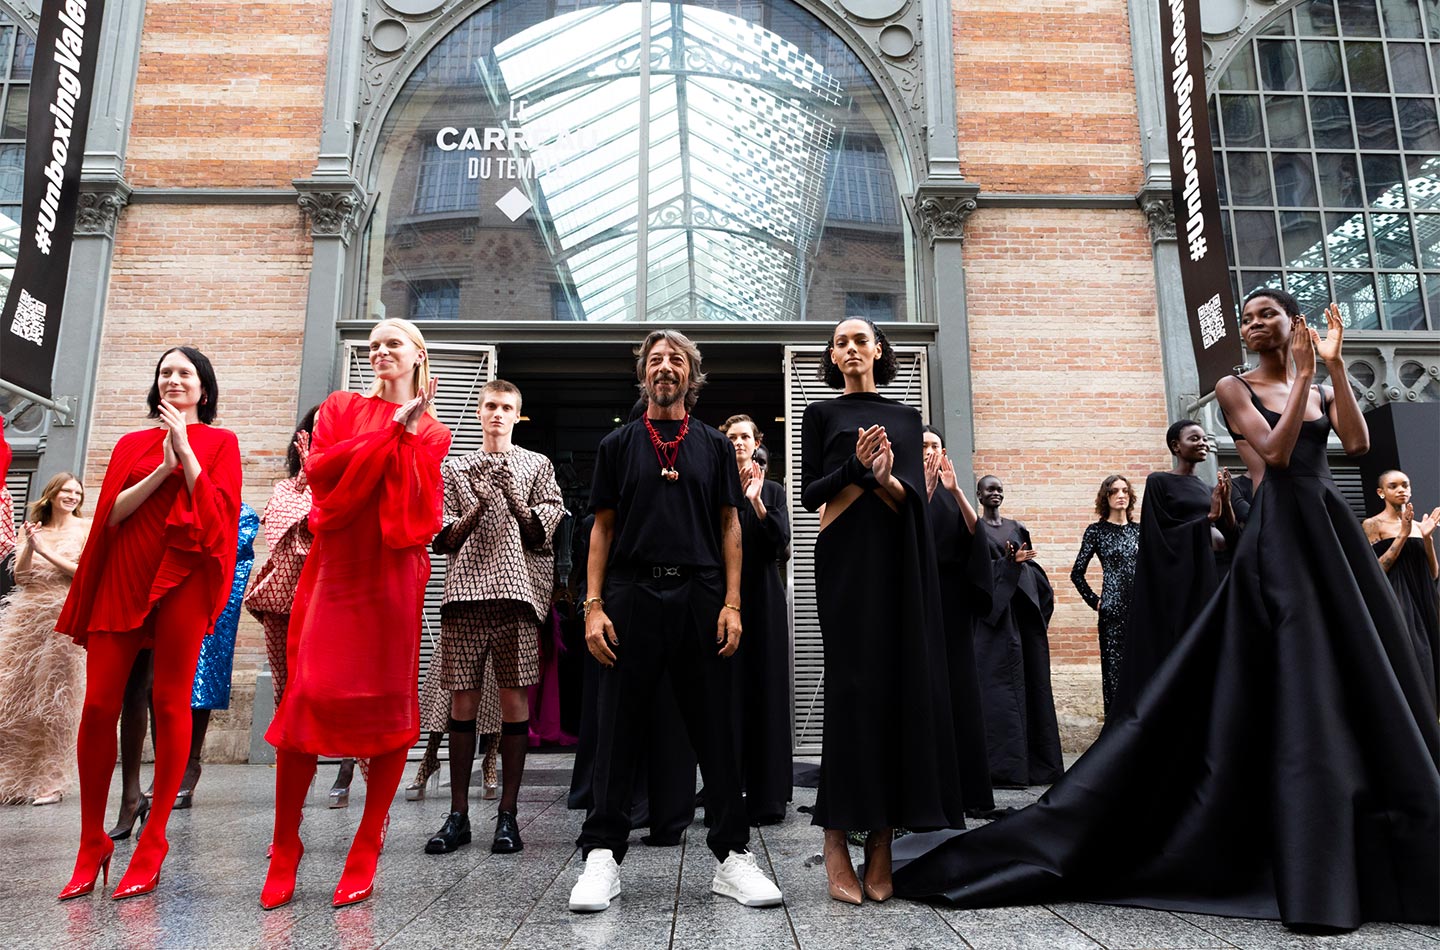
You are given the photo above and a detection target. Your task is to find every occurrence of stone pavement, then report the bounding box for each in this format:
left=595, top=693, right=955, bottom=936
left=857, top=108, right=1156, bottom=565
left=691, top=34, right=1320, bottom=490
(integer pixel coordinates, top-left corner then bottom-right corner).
left=3, top=757, right=1436, bottom=950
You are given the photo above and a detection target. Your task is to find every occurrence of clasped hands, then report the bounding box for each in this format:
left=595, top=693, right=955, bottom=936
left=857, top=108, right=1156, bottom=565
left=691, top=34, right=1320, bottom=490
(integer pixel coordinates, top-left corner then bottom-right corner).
left=392, top=378, right=439, bottom=434
left=155, top=400, right=196, bottom=472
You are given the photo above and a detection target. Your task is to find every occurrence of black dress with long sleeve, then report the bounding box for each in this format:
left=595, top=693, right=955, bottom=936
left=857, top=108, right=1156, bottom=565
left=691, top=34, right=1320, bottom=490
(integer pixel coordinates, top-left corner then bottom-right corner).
left=968, top=518, right=1062, bottom=788
left=1374, top=535, right=1439, bottom=712
left=736, top=477, right=793, bottom=823
left=892, top=390, right=1440, bottom=933
left=926, top=488, right=995, bottom=812
left=1111, top=471, right=1219, bottom=714
left=1069, top=520, right=1141, bottom=714
left=800, top=392, right=965, bottom=831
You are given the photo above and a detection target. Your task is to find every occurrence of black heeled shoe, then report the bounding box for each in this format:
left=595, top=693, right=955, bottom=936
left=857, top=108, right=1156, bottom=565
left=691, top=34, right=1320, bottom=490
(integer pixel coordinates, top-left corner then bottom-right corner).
left=106, top=796, right=151, bottom=841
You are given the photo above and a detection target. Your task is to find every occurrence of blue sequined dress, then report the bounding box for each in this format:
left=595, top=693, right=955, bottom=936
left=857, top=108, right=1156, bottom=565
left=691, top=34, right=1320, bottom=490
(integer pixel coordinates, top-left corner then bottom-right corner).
left=191, top=503, right=259, bottom=709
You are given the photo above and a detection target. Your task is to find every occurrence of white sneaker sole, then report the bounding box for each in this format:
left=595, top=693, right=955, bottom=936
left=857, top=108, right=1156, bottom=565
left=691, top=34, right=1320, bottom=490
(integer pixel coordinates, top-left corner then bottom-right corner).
left=711, top=880, right=783, bottom=908
left=569, top=881, right=620, bottom=912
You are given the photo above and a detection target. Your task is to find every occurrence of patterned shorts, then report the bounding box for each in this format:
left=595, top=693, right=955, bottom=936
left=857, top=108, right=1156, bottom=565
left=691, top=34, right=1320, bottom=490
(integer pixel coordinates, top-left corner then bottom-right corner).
left=440, top=600, right=540, bottom=690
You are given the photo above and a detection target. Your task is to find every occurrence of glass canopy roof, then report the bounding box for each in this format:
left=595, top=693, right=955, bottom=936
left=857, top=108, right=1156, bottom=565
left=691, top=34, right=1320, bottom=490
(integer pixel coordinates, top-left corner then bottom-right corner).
left=484, top=2, right=845, bottom=322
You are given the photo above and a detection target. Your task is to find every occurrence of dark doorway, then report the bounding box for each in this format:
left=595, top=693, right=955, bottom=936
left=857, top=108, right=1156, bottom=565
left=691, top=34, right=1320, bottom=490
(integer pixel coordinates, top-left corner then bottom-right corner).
left=498, top=341, right=787, bottom=515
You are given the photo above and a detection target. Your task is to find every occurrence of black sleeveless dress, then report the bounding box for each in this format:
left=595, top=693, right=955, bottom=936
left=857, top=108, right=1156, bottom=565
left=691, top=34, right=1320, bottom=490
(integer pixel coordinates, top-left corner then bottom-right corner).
left=1373, top=534, right=1439, bottom=712
left=891, top=384, right=1440, bottom=932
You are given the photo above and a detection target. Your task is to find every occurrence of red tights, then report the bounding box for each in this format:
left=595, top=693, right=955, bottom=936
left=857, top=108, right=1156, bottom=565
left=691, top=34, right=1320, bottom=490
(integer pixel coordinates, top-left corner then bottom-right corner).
left=264, top=746, right=407, bottom=906
left=68, top=572, right=211, bottom=894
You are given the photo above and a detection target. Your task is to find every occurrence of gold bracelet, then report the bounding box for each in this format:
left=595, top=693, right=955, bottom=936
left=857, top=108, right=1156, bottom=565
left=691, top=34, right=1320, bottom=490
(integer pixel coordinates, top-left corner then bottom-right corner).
left=582, top=597, right=604, bottom=616
left=723, top=603, right=741, bottom=613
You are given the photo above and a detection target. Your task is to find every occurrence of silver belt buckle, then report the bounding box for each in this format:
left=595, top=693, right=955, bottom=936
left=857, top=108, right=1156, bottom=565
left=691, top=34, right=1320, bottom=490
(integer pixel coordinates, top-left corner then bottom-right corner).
left=652, top=566, right=680, bottom=578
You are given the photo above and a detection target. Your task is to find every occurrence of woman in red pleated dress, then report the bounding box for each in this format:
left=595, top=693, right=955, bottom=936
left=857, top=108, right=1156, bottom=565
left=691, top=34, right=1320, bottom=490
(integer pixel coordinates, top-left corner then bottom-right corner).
left=261, top=317, right=450, bottom=909
left=56, top=346, right=242, bottom=901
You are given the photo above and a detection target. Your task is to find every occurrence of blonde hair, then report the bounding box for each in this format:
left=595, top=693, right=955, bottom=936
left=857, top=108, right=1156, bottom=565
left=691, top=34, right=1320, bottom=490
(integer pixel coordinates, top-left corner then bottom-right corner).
left=29, top=472, right=84, bottom=524
left=367, top=318, right=437, bottom=416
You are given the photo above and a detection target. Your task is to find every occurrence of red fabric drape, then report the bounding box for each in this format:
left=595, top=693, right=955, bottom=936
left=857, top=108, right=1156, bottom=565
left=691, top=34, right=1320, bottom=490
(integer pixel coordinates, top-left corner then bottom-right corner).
left=266, top=392, right=450, bottom=757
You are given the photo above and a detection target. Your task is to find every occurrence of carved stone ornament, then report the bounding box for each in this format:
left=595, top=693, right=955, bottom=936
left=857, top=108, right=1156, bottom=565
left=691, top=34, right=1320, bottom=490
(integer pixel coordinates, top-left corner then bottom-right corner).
left=1140, top=194, right=1177, bottom=242
left=296, top=181, right=367, bottom=242
left=911, top=191, right=978, bottom=245
left=74, top=185, right=131, bottom=237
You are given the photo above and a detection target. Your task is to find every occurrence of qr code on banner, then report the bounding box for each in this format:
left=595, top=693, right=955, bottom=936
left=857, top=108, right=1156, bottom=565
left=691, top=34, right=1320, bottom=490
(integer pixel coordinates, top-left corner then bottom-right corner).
left=8, top=288, right=46, bottom=345
left=1197, top=292, right=1227, bottom=349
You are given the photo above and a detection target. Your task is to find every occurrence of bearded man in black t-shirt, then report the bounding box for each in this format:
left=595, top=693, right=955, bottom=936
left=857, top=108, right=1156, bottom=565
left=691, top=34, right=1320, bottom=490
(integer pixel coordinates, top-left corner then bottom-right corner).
left=568, top=330, right=783, bottom=913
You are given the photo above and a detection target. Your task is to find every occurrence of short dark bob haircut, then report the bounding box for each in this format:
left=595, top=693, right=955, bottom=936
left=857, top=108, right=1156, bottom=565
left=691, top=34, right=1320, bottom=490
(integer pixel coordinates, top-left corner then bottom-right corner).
left=1242, top=286, right=1302, bottom=318
left=146, top=346, right=219, bottom=425
left=820, top=317, right=899, bottom=389
left=1093, top=474, right=1137, bottom=523
left=284, top=404, right=321, bottom=478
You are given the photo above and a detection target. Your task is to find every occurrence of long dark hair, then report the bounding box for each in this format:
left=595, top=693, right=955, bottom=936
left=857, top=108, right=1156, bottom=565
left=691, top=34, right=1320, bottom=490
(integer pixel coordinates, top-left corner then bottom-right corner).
left=1093, top=474, right=1136, bottom=523
left=146, top=346, right=219, bottom=425
left=820, top=317, right=898, bottom=389
left=285, top=405, right=320, bottom=478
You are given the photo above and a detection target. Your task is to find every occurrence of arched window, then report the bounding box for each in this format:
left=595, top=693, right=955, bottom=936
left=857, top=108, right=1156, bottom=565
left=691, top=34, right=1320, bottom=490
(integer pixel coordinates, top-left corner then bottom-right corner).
left=1211, top=0, right=1440, bottom=329
left=361, top=0, right=914, bottom=323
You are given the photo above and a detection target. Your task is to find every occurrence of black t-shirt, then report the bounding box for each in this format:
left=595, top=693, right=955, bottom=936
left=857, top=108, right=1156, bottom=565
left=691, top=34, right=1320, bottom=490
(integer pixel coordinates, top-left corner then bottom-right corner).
left=590, top=416, right=743, bottom=569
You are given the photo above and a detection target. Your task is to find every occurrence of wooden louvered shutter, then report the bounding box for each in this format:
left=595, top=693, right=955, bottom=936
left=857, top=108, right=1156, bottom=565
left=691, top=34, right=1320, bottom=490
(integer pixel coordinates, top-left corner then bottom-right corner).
left=783, top=345, right=929, bottom=754
left=342, top=341, right=497, bottom=720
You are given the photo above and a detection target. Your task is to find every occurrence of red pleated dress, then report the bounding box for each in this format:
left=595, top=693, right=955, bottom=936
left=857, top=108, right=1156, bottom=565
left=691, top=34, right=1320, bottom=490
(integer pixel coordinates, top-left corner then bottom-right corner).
left=57, top=425, right=242, bottom=645
left=265, top=392, right=450, bottom=758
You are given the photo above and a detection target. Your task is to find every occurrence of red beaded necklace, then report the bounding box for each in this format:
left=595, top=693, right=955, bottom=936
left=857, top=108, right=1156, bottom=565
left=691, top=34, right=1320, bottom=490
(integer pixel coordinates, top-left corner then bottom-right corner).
left=644, top=414, right=690, bottom=482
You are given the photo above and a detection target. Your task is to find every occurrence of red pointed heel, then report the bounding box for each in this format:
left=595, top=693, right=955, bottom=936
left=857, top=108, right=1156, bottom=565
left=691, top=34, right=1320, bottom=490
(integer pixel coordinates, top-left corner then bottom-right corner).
left=261, top=841, right=304, bottom=910
left=58, top=846, right=113, bottom=901
left=111, top=838, right=168, bottom=900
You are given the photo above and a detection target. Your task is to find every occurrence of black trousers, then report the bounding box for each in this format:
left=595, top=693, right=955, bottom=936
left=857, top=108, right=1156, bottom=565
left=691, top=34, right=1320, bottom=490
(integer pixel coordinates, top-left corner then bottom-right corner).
left=578, top=570, right=747, bottom=863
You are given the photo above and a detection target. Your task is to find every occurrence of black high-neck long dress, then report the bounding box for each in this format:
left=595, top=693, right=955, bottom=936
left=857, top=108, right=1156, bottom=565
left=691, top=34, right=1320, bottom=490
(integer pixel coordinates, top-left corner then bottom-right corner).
left=1111, top=471, right=1219, bottom=714
left=927, top=488, right=995, bottom=812
left=968, top=517, right=1062, bottom=788
left=1373, top=535, right=1439, bottom=712
left=801, top=392, right=966, bottom=831
left=1069, top=519, right=1141, bottom=715
left=735, top=477, right=793, bottom=823
left=891, top=391, right=1440, bottom=933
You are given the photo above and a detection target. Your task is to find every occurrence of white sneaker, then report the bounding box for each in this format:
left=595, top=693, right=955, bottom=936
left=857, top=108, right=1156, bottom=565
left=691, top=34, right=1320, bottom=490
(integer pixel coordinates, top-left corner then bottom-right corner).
left=711, top=850, right=783, bottom=907
left=569, top=848, right=622, bottom=912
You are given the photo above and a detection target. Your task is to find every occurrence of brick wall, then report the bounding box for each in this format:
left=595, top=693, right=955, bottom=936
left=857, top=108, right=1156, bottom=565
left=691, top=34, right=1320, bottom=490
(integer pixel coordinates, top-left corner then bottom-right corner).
left=81, top=1, right=331, bottom=760
left=953, top=0, right=1144, bottom=194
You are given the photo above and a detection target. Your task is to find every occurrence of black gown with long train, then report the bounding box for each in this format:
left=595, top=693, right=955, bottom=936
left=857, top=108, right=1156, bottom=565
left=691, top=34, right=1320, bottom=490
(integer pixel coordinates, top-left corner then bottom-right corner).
left=735, top=477, right=793, bottom=823
left=968, top=518, right=1062, bottom=788
left=927, top=488, right=995, bottom=812
left=1373, top=535, right=1439, bottom=712
left=801, top=392, right=966, bottom=831
left=1111, top=470, right=1220, bottom=714
left=891, top=394, right=1440, bottom=932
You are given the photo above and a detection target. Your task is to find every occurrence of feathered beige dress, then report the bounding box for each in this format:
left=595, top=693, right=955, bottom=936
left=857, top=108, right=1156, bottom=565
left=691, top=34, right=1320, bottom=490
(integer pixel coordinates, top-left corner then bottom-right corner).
left=0, top=525, right=88, bottom=801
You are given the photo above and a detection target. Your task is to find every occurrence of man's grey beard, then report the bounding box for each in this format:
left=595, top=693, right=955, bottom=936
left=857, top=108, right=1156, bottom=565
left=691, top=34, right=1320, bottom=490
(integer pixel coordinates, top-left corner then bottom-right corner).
left=648, top=377, right=684, bottom=408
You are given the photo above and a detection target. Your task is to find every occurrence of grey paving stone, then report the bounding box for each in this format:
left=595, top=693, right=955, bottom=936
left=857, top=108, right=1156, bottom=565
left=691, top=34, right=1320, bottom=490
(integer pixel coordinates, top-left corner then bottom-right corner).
left=1175, top=914, right=1437, bottom=950
left=938, top=905, right=1104, bottom=950
left=1049, top=902, right=1234, bottom=948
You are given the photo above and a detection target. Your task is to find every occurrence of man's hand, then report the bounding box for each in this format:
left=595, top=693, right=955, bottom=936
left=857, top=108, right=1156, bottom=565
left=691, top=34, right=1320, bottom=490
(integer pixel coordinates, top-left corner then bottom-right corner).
left=717, top=605, right=742, bottom=657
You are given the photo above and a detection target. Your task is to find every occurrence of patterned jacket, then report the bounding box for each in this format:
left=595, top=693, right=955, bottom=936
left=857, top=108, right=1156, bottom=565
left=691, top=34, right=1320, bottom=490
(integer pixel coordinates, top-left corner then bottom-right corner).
left=434, top=445, right=566, bottom=620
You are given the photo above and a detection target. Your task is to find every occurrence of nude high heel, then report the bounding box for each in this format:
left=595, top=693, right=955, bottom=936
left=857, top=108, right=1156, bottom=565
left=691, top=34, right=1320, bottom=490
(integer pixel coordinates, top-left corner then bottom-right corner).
left=862, top=829, right=894, bottom=902
left=823, top=832, right=863, bottom=905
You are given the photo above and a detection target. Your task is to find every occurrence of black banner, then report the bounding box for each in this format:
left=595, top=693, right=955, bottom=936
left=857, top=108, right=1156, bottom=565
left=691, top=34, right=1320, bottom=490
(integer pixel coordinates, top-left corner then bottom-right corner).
left=1159, top=0, right=1242, bottom=395
left=0, top=0, right=106, bottom=400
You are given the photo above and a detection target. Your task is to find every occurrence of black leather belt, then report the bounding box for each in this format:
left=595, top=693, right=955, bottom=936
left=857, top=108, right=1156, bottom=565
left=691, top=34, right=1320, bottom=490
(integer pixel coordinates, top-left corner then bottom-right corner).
left=610, top=564, right=714, bottom=583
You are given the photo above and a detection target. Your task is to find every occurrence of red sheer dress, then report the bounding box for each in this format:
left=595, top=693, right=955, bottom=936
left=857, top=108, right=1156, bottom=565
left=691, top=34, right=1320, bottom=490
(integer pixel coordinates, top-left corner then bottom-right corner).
left=265, top=392, right=450, bottom=757
left=57, top=425, right=242, bottom=644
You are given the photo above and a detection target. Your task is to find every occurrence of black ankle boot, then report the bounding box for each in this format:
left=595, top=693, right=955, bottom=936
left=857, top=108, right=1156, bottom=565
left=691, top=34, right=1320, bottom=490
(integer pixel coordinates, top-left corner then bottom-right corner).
left=425, top=811, right=471, bottom=854
left=491, top=811, right=523, bottom=854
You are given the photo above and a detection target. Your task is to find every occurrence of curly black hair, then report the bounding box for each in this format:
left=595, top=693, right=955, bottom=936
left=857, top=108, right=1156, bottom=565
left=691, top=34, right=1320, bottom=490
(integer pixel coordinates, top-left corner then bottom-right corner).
left=1242, top=286, right=1301, bottom=318
left=820, top=317, right=898, bottom=389
left=284, top=404, right=320, bottom=478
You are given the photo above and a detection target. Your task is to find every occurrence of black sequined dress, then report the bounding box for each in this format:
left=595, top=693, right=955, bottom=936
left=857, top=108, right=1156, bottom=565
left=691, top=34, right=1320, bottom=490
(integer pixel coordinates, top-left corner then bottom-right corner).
left=1069, top=520, right=1140, bottom=715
